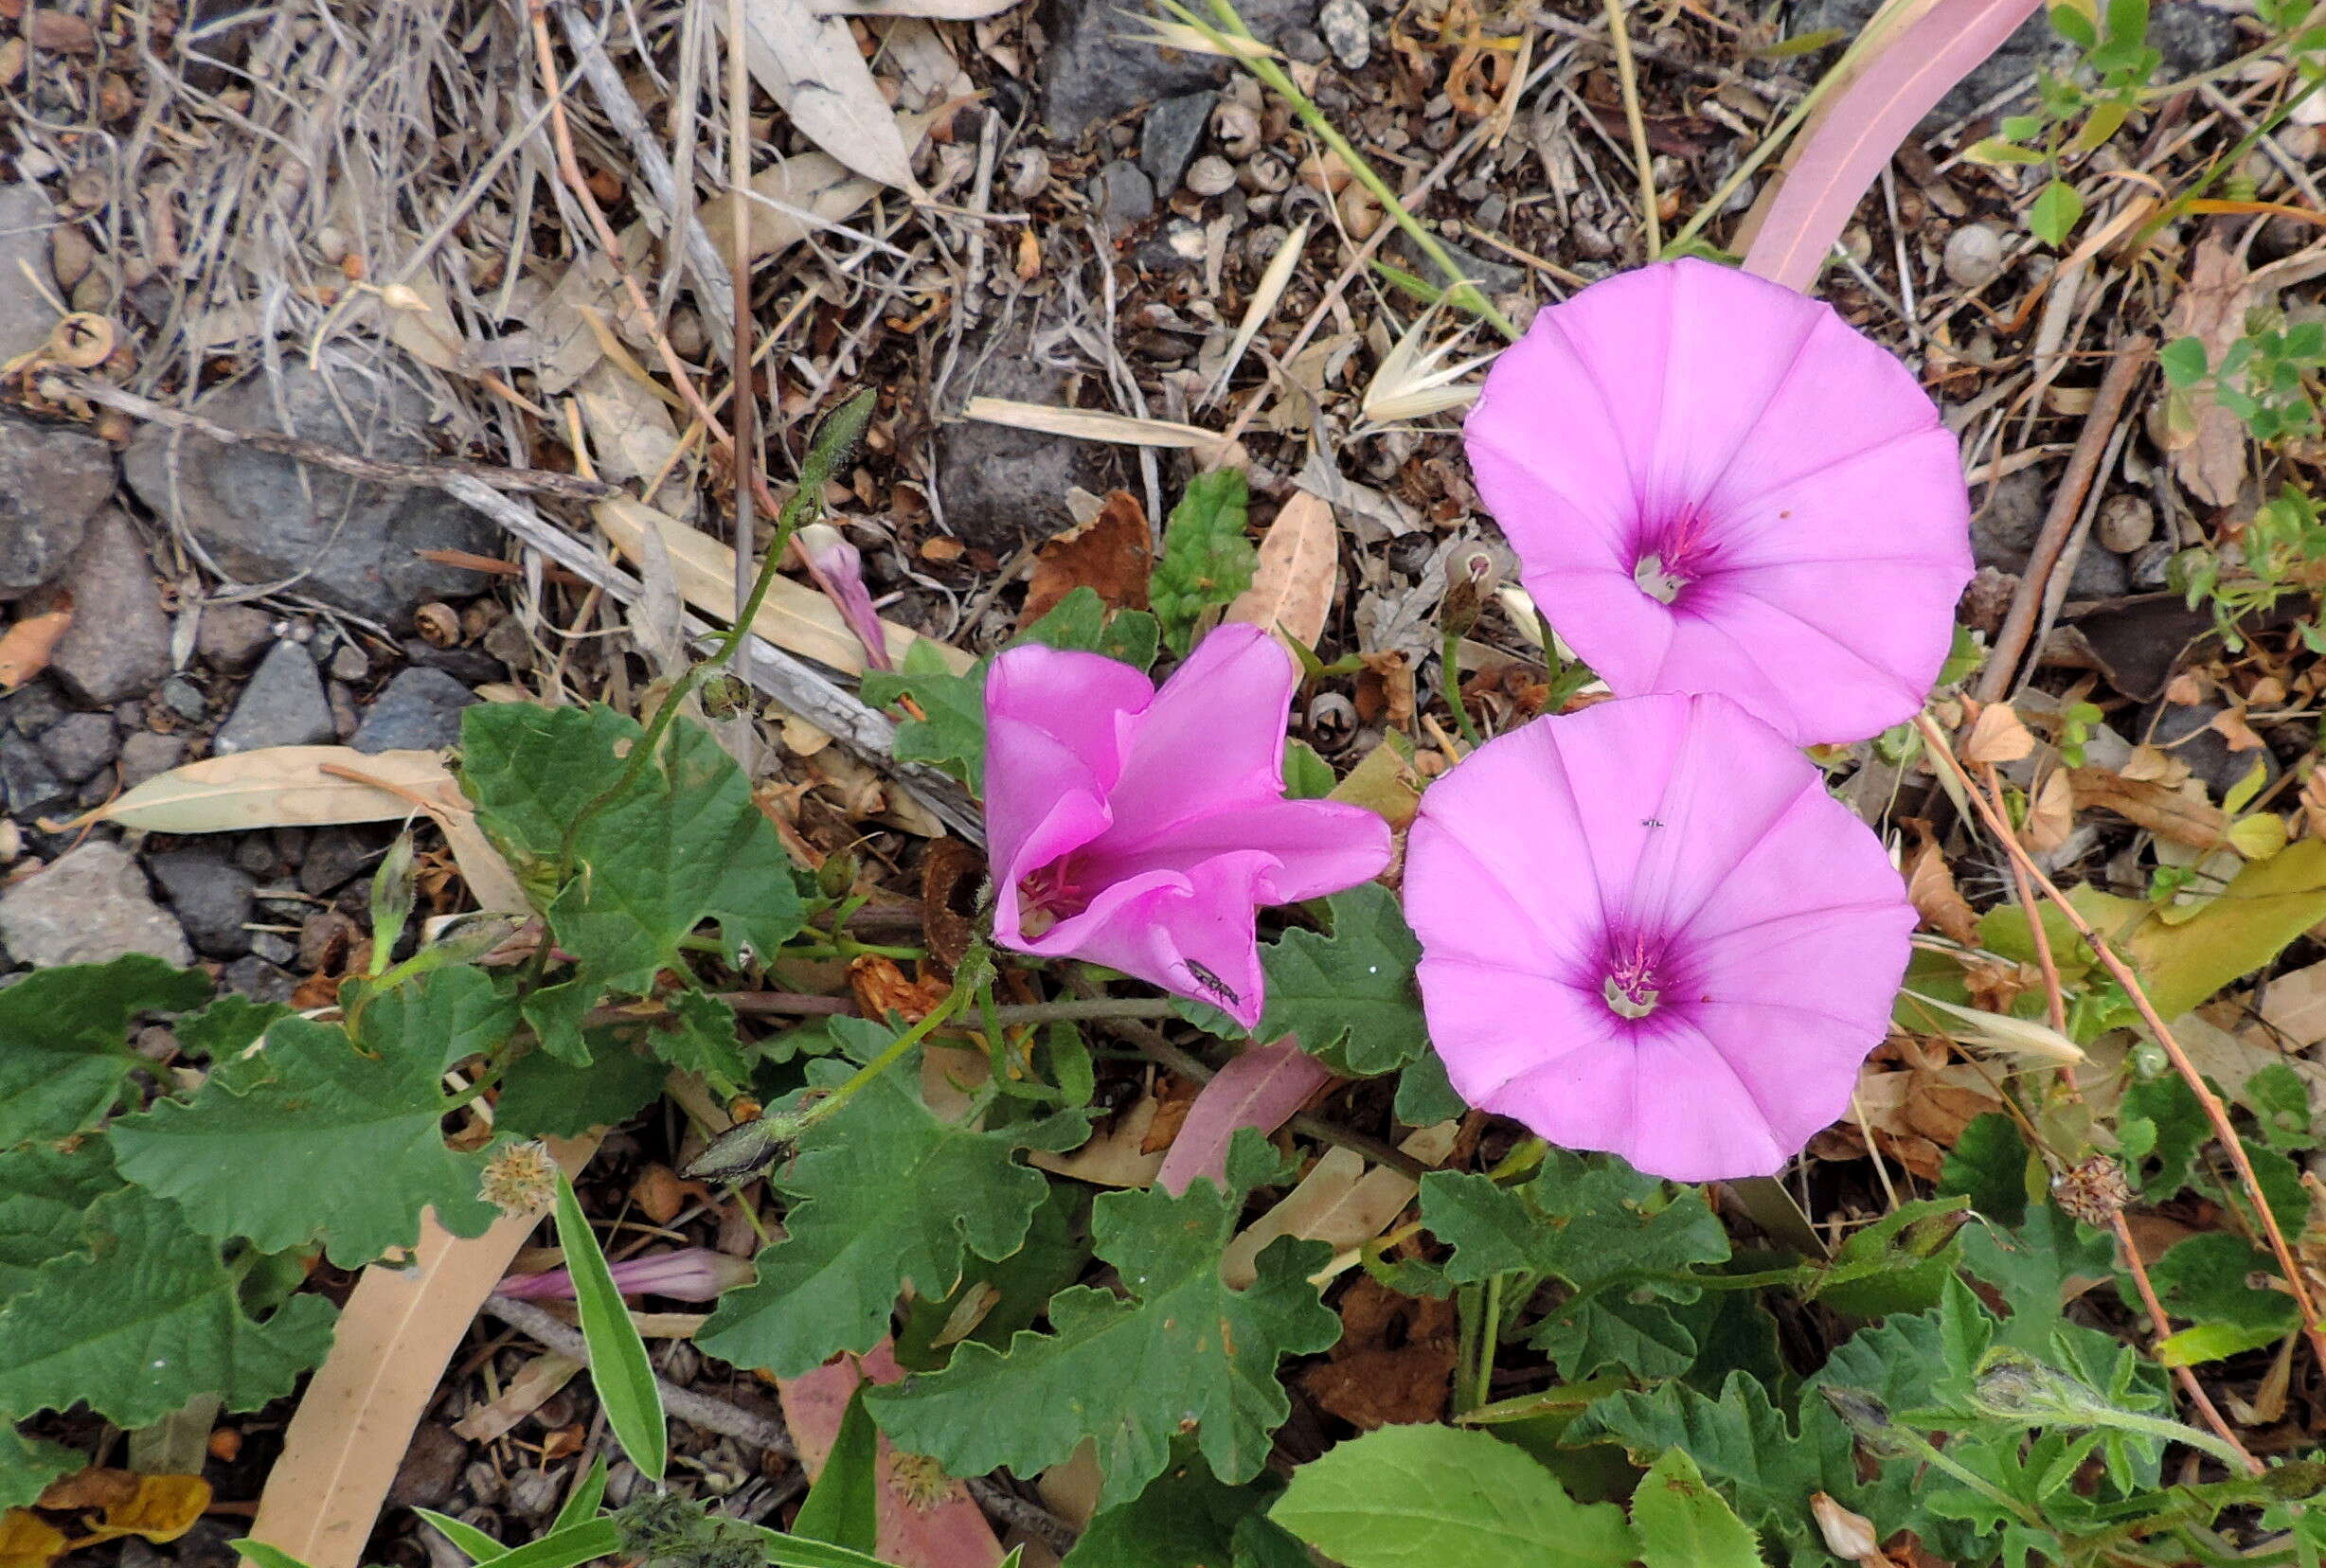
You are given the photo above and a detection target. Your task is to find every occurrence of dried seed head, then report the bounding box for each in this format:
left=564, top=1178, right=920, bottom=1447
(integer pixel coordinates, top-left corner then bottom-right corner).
left=888, top=1451, right=954, bottom=1510
left=479, top=1140, right=560, bottom=1216
left=1185, top=154, right=1237, bottom=197
left=2052, top=1154, right=2134, bottom=1228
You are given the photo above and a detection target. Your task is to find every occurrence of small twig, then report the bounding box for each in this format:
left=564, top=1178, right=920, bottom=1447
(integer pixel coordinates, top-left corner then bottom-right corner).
left=1919, top=711, right=2326, bottom=1377
left=1975, top=341, right=2154, bottom=703
left=1601, top=0, right=1662, bottom=257
left=34, top=372, right=615, bottom=500
left=1977, top=765, right=2262, bottom=1476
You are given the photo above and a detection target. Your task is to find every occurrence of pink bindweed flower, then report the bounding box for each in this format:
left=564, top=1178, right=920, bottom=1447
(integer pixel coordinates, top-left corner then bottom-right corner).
left=797, top=522, right=894, bottom=672
left=1464, top=258, right=1972, bottom=746
left=986, top=622, right=1392, bottom=1029
left=497, top=1247, right=755, bottom=1303
left=1403, top=691, right=1914, bottom=1182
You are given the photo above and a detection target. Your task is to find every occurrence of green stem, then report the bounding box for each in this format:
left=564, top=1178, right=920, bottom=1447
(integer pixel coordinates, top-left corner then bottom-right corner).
left=796, top=960, right=982, bottom=1134
left=1442, top=621, right=1484, bottom=747
left=1174, top=0, right=1518, bottom=341
left=1473, top=1274, right=1505, bottom=1409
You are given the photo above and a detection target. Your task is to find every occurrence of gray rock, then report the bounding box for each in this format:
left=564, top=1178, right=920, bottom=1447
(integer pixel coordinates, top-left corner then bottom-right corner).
left=351, top=667, right=476, bottom=754
left=250, top=930, right=297, bottom=966
left=2128, top=538, right=2175, bottom=591
left=146, top=848, right=256, bottom=958
left=221, top=953, right=295, bottom=1003
left=213, top=640, right=334, bottom=754
left=1139, top=93, right=1216, bottom=192
left=0, top=185, right=59, bottom=365
left=1942, top=223, right=2005, bottom=291
left=1972, top=469, right=2129, bottom=598
left=1788, top=0, right=2242, bottom=123
left=35, top=710, right=117, bottom=782
left=300, top=824, right=375, bottom=896
left=1040, top=0, right=1315, bottom=136
left=0, top=733, right=70, bottom=818
left=2140, top=698, right=2277, bottom=801
left=1091, top=160, right=1156, bottom=231
left=49, top=510, right=171, bottom=705
left=195, top=603, right=277, bottom=674
left=400, top=638, right=507, bottom=686
left=117, top=730, right=187, bottom=789
left=328, top=640, right=371, bottom=683
left=0, top=840, right=191, bottom=968
left=1319, top=0, right=1369, bottom=67
left=0, top=415, right=116, bottom=597
left=935, top=314, right=1129, bottom=552
left=157, top=674, right=208, bottom=724
left=1390, top=231, right=1524, bottom=299
left=120, top=356, right=496, bottom=625
left=7, top=683, right=64, bottom=737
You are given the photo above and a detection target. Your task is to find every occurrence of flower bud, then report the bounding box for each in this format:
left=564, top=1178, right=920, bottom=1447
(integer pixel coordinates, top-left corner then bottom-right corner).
left=1809, top=1493, right=1883, bottom=1563
left=797, top=522, right=893, bottom=672
left=1440, top=548, right=1497, bottom=641
left=498, top=1246, right=755, bottom=1303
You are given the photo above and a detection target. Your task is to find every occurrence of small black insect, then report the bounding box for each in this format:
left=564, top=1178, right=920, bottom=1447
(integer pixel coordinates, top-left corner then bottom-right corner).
left=1180, top=960, right=1242, bottom=1008
left=1641, top=817, right=1665, bottom=829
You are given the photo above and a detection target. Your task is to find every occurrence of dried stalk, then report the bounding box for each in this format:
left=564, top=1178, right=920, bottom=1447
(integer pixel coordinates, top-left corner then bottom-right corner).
left=1920, top=711, right=2326, bottom=1380
left=36, top=372, right=615, bottom=501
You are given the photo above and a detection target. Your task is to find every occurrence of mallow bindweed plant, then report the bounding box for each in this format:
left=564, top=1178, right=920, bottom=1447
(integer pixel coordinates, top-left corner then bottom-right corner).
left=9, top=228, right=2326, bottom=1568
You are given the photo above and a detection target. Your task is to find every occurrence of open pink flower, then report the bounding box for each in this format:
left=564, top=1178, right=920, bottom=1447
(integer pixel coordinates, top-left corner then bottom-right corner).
left=986, top=622, right=1391, bottom=1029
left=1404, top=692, right=1913, bottom=1181
left=1465, top=258, right=1971, bottom=746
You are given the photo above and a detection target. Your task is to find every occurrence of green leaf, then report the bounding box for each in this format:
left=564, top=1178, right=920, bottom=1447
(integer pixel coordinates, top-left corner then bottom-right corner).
left=861, top=640, right=990, bottom=791
left=2249, top=1061, right=2315, bottom=1150
left=893, top=1183, right=1089, bottom=1368
left=1152, top=470, right=1257, bottom=657
left=2119, top=1072, right=2208, bottom=1198
left=176, top=993, right=292, bottom=1060
left=0, top=956, right=210, bottom=1148
left=791, top=1383, right=880, bottom=1551
left=415, top=1509, right=506, bottom=1563
left=868, top=1132, right=1339, bottom=1511
left=699, top=1023, right=1092, bottom=1377
left=1270, top=1424, right=1637, bottom=1568
left=0, top=1426, right=79, bottom=1510
left=555, top=1169, right=666, bottom=1482
left=2049, top=3, right=2099, bottom=46
left=1063, top=1458, right=1291, bottom=1568
left=0, top=1187, right=336, bottom=1428
left=2029, top=179, right=2085, bottom=247
left=1939, top=1112, right=2034, bottom=1224
left=550, top=1453, right=610, bottom=1532
left=1961, top=1203, right=2118, bottom=1355
left=2081, top=840, right=2326, bottom=1018
left=1805, top=1196, right=1970, bottom=1319
left=0, top=1140, right=122, bottom=1301
left=1393, top=1052, right=1466, bottom=1127
left=460, top=704, right=807, bottom=1060
left=2141, top=1231, right=2300, bottom=1345
left=1632, top=1449, right=1765, bottom=1568
left=661, top=989, right=752, bottom=1094
left=1246, top=885, right=1426, bottom=1076
left=1282, top=739, right=1335, bottom=800
left=495, top=1036, right=669, bottom=1138
left=468, top=1518, right=623, bottom=1568
left=1570, top=1375, right=1869, bottom=1564
left=2157, top=1319, right=2287, bottom=1366
left=112, top=972, right=510, bottom=1267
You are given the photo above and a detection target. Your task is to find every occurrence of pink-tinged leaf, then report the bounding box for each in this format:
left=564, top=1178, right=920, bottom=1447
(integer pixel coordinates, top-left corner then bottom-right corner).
left=1742, top=0, right=2041, bottom=293
left=1156, top=1040, right=1334, bottom=1198
left=778, top=1342, right=1005, bottom=1568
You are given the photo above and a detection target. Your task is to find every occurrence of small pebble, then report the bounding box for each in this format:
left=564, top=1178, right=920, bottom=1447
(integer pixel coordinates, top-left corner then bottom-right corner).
left=158, top=675, right=207, bottom=724
left=1320, top=0, right=1369, bottom=68
left=1943, top=223, right=2005, bottom=290
left=2096, top=493, right=2155, bottom=554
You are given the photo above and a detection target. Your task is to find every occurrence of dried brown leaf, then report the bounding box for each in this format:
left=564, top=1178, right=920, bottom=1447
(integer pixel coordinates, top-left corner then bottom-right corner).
left=2068, top=766, right=2229, bottom=850
left=1963, top=700, right=2035, bottom=764
left=1905, top=827, right=1981, bottom=946
left=1021, top=490, right=1153, bottom=628
left=2162, top=235, right=2252, bottom=507
left=0, top=597, right=73, bottom=691
left=1226, top=490, right=1338, bottom=650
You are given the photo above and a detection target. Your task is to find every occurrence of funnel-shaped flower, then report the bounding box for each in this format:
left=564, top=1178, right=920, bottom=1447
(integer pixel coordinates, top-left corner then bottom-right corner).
left=987, top=622, right=1392, bottom=1028
left=1404, top=692, right=1913, bottom=1181
left=1465, top=258, right=1971, bottom=745
left=498, top=1247, right=754, bottom=1303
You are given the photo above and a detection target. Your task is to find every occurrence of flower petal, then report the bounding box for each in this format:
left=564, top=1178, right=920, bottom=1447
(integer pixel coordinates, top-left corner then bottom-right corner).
left=983, top=643, right=1154, bottom=798
left=986, top=715, right=1115, bottom=951
left=1081, top=798, right=1391, bottom=911
left=1013, top=854, right=1280, bottom=1029
left=1406, top=692, right=1914, bottom=1182
left=1102, top=623, right=1299, bottom=836
left=1464, top=258, right=1971, bottom=745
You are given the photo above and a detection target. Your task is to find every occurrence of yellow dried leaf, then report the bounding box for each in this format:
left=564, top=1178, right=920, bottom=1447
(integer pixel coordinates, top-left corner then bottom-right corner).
left=70, top=747, right=459, bottom=833
left=0, top=601, right=74, bottom=691
left=1226, top=490, right=1338, bottom=650
left=1963, top=701, right=2035, bottom=764
left=0, top=1510, right=65, bottom=1568
left=2228, top=811, right=2289, bottom=861
left=81, top=1474, right=211, bottom=1544
left=2022, top=770, right=2075, bottom=853
left=1328, top=737, right=1422, bottom=829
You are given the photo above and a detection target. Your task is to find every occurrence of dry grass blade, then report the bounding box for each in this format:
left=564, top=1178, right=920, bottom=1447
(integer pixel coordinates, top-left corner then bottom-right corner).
left=1360, top=310, right=1493, bottom=424
left=722, top=0, right=924, bottom=191
left=1206, top=220, right=1311, bottom=407
left=239, top=1138, right=601, bottom=1568
left=597, top=498, right=975, bottom=676
left=961, top=398, right=1221, bottom=448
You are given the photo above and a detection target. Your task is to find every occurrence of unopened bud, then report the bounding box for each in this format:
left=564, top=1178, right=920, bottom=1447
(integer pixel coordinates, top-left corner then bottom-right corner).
left=797, top=522, right=893, bottom=672
left=682, top=1109, right=810, bottom=1184
left=1809, top=1493, right=1883, bottom=1563
left=1440, top=548, right=1497, bottom=641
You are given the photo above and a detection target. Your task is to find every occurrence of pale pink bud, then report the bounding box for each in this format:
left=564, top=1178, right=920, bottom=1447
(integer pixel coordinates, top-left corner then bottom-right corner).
left=497, top=1247, right=754, bottom=1303
left=797, top=522, right=893, bottom=672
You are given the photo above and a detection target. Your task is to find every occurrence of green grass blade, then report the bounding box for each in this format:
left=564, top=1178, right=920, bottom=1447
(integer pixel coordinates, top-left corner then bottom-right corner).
left=413, top=1508, right=505, bottom=1563
left=553, top=1170, right=667, bottom=1482
left=549, top=1453, right=611, bottom=1533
